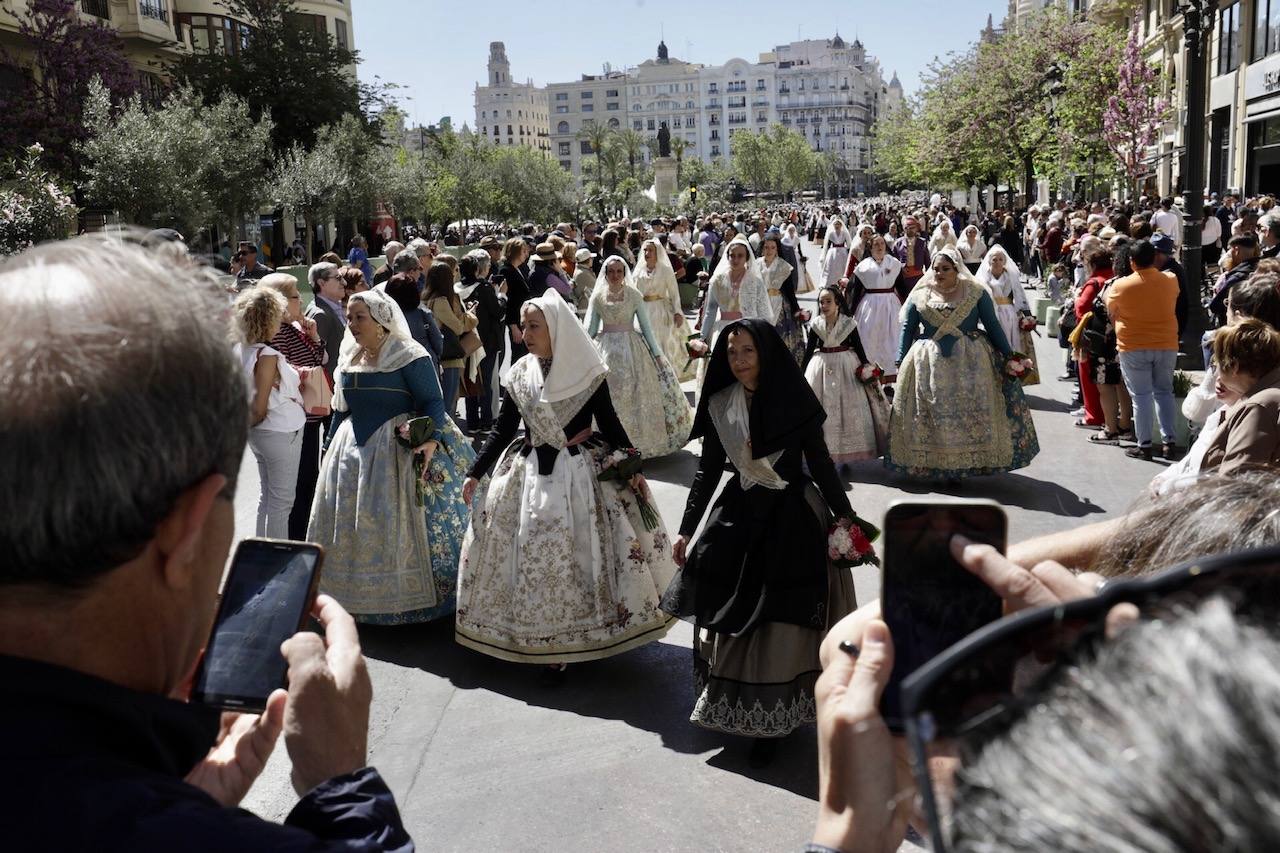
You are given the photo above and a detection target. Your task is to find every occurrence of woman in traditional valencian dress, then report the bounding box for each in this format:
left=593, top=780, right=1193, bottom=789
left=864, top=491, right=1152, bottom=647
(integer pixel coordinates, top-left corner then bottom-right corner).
left=309, top=290, right=475, bottom=625
left=820, top=217, right=850, bottom=288
left=848, top=234, right=905, bottom=382
left=634, top=238, right=692, bottom=381
left=929, top=219, right=958, bottom=256
left=457, top=293, right=677, bottom=675
left=661, top=319, right=864, bottom=765
left=585, top=255, right=693, bottom=458
left=886, top=248, right=1040, bottom=482
left=698, top=235, right=772, bottom=390
left=754, top=232, right=804, bottom=365
left=802, top=286, right=890, bottom=465
left=843, top=224, right=877, bottom=279
left=974, top=244, right=1032, bottom=353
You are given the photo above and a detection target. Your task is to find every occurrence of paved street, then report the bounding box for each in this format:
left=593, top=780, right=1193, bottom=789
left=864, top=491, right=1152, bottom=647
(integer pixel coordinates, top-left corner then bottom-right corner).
left=235, top=239, right=1165, bottom=851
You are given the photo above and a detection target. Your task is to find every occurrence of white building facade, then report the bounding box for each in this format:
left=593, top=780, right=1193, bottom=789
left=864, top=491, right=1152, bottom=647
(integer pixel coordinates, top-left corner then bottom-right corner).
left=698, top=56, right=775, bottom=162
left=474, top=41, right=550, bottom=153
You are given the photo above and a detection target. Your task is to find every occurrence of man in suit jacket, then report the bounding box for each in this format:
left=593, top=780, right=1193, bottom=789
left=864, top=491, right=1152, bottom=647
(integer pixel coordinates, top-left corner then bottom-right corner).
left=305, top=261, right=346, bottom=375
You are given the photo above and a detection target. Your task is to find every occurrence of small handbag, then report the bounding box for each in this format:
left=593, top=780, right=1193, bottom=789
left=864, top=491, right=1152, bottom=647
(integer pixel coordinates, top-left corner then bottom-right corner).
left=297, top=365, right=332, bottom=417
left=459, top=328, right=482, bottom=357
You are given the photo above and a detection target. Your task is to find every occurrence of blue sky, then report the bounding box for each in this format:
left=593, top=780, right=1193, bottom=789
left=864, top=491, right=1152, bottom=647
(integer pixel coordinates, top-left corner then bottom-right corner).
left=352, top=1, right=1007, bottom=129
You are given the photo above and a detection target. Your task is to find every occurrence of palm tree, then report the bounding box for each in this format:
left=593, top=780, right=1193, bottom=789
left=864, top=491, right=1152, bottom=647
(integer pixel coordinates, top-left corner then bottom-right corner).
left=670, top=136, right=688, bottom=186
left=616, top=127, right=646, bottom=179
left=576, top=120, right=613, bottom=186
left=597, top=143, right=624, bottom=193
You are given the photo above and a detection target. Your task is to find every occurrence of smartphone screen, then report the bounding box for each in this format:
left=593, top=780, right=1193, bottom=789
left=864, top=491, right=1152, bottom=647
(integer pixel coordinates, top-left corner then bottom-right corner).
left=879, top=501, right=1007, bottom=731
left=192, top=539, right=323, bottom=712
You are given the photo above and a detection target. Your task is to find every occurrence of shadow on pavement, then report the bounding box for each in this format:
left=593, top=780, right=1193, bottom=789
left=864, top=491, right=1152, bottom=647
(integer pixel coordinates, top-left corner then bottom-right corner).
left=358, top=619, right=819, bottom=796
left=1023, top=392, right=1075, bottom=414
left=842, top=462, right=1106, bottom=518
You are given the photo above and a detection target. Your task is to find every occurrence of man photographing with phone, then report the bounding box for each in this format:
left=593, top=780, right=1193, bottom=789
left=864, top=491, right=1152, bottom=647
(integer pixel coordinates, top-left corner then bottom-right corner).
left=0, top=234, right=412, bottom=851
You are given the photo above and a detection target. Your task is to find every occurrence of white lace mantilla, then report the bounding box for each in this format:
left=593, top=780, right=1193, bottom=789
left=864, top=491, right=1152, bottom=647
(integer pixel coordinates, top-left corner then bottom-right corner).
left=707, top=384, right=786, bottom=491
left=505, top=356, right=604, bottom=447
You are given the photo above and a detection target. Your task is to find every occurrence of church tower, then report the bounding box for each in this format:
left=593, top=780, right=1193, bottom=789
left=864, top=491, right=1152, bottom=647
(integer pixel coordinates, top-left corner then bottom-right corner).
left=487, top=41, right=511, bottom=87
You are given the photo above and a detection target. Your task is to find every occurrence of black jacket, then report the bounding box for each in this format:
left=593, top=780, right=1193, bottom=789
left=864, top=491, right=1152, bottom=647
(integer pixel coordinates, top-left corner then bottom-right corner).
left=458, top=277, right=506, bottom=354
left=498, top=262, right=531, bottom=327
left=1210, top=257, right=1258, bottom=325
left=0, top=654, right=413, bottom=852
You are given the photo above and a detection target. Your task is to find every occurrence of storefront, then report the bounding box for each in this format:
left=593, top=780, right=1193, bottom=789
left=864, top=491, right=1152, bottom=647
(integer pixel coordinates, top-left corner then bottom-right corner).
left=1242, top=52, right=1280, bottom=196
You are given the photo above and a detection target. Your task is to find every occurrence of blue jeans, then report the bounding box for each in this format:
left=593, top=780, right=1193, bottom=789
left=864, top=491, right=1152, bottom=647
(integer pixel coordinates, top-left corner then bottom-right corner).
left=1118, top=349, right=1178, bottom=446
left=440, top=366, right=461, bottom=425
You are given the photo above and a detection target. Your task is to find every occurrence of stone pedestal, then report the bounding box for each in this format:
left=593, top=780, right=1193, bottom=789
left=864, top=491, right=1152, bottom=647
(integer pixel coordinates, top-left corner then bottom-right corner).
left=653, top=156, right=677, bottom=207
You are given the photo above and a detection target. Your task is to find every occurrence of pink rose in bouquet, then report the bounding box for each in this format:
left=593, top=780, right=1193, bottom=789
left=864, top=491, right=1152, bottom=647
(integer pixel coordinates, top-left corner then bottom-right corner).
left=827, top=515, right=880, bottom=569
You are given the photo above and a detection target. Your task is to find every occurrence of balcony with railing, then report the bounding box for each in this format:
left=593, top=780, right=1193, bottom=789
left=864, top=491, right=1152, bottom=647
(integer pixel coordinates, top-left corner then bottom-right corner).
left=727, top=115, right=746, bottom=125
left=140, top=0, right=168, bottom=21
left=80, top=0, right=110, bottom=19
left=114, top=0, right=179, bottom=44
left=728, top=97, right=745, bottom=108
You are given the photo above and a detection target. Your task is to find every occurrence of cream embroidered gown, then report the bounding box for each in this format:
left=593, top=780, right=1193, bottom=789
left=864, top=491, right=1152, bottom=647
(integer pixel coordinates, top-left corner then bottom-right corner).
left=634, top=260, right=693, bottom=381
left=802, top=314, right=890, bottom=462
left=456, top=359, right=677, bottom=663
left=586, top=285, right=693, bottom=458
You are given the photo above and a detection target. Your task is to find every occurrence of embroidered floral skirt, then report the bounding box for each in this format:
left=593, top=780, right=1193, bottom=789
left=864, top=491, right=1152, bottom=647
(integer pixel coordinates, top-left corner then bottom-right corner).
left=644, top=298, right=696, bottom=382
left=886, top=335, right=1039, bottom=480
left=774, top=301, right=807, bottom=366
left=456, top=441, right=677, bottom=664
left=804, top=350, right=889, bottom=463
left=596, top=329, right=693, bottom=458
left=308, top=413, right=474, bottom=624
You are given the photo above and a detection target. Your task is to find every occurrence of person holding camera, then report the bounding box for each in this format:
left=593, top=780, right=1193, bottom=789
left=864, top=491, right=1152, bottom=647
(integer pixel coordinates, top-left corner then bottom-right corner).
left=0, top=235, right=412, bottom=850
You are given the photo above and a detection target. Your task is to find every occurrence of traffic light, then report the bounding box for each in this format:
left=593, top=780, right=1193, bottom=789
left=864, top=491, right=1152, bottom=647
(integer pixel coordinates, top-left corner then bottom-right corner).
left=689, top=184, right=698, bottom=205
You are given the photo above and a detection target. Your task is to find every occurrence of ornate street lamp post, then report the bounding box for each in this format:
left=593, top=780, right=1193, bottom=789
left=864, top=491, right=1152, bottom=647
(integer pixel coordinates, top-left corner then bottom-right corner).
left=1179, top=0, right=1211, bottom=369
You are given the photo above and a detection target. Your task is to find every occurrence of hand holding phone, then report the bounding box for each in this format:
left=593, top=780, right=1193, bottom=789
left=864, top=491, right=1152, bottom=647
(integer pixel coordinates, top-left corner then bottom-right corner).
left=878, top=500, right=1008, bottom=731
left=192, top=538, right=323, bottom=712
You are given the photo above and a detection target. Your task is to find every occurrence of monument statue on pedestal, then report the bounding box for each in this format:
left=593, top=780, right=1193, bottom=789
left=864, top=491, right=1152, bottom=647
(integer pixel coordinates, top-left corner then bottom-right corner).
left=657, top=123, right=671, bottom=158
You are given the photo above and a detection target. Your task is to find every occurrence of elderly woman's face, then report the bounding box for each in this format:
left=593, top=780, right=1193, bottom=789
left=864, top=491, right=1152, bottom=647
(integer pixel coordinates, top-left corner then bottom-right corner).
left=346, top=300, right=384, bottom=347
left=521, top=306, right=551, bottom=358
left=280, top=285, right=303, bottom=321
left=726, top=327, right=760, bottom=390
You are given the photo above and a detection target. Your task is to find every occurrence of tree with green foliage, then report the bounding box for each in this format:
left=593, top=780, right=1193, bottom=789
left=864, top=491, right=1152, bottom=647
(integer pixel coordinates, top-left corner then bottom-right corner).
left=80, top=82, right=273, bottom=239
left=615, top=128, right=646, bottom=179
left=168, top=0, right=387, bottom=155
left=731, top=129, right=772, bottom=197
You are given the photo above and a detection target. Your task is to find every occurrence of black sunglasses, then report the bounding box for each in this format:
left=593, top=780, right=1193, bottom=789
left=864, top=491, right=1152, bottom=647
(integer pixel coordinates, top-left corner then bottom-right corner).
left=900, top=545, right=1280, bottom=851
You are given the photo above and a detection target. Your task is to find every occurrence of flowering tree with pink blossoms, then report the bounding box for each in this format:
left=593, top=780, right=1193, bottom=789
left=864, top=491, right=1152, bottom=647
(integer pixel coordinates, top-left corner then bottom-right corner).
left=1103, top=23, right=1171, bottom=200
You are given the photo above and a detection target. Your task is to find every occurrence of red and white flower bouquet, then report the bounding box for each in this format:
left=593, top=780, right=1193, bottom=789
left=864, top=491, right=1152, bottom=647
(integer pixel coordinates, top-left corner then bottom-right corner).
left=827, top=514, right=880, bottom=569
left=1018, top=315, right=1038, bottom=332
left=856, top=362, right=884, bottom=385
left=1004, top=351, right=1035, bottom=380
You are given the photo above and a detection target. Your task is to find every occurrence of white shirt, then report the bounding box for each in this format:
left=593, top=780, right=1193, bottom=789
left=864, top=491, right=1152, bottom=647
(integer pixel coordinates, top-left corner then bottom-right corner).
left=668, top=229, right=692, bottom=253
left=1201, top=215, right=1222, bottom=247
left=1151, top=209, right=1182, bottom=245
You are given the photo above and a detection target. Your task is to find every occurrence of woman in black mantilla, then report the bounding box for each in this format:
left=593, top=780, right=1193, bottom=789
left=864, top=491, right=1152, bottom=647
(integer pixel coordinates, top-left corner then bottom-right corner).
left=661, top=318, right=866, bottom=764
left=457, top=293, right=677, bottom=679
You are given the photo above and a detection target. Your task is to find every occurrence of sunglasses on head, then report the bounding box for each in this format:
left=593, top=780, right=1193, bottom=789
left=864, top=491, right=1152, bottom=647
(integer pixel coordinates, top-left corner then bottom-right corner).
left=900, top=545, right=1280, bottom=851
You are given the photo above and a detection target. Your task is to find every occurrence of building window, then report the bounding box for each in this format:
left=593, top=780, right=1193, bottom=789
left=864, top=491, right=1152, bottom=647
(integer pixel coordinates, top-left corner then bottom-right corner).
left=556, top=105, right=568, bottom=113
left=178, top=13, right=253, bottom=55
left=334, top=17, right=348, bottom=49
left=557, top=120, right=569, bottom=133
left=580, top=140, right=593, bottom=154
left=606, top=89, right=618, bottom=97
left=1219, top=1, right=1241, bottom=74
left=582, top=103, right=593, bottom=112
left=140, top=0, right=169, bottom=22
left=558, top=141, right=570, bottom=155
left=556, top=92, right=568, bottom=101
left=607, top=102, right=619, bottom=110
left=285, top=11, right=324, bottom=33
left=559, top=160, right=572, bottom=170
left=687, top=116, right=695, bottom=128
left=507, top=125, right=513, bottom=134
left=673, top=117, right=681, bottom=128
left=1253, top=0, right=1280, bottom=61
left=581, top=91, right=592, bottom=98
left=647, top=118, right=655, bottom=130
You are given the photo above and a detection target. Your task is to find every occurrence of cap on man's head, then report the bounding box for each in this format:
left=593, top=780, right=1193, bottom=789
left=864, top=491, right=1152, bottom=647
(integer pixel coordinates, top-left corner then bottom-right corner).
left=575, top=248, right=595, bottom=264
left=1149, top=234, right=1175, bottom=255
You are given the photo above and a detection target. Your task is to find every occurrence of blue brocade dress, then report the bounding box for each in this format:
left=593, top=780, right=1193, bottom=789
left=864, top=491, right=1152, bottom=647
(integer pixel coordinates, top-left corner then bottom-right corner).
left=885, top=283, right=1039, bottom=480
left=308, top=355, right=476, bottom=624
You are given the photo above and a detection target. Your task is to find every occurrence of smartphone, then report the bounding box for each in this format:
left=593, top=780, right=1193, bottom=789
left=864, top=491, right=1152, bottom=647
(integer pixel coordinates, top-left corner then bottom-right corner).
left=191, top=538, right=324, bottom=712
left=879, top=500, right=1007, bottom=732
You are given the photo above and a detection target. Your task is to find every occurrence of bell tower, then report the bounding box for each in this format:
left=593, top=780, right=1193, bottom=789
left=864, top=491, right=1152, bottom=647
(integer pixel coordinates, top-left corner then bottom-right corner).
left=487, top=41, right=510, bottom=87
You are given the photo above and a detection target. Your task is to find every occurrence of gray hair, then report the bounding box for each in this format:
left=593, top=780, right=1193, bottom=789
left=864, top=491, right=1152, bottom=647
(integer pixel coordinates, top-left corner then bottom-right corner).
left=405, top=238, right=432, bottom=258
left=391, top=251, right=420, bottom=274
left=1262, top=215, right=1280, bottom=237
left=382, top=240, right=404, bottom=261
left=0, top=234, right=247, bottom=590
left=1092, top=471, right=1280, bottom=577
left=465, top=248, right=491, bottom=276
left=308, top=261, right=337, bottom=294
left=951, top=597, right=1280, bottom=850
